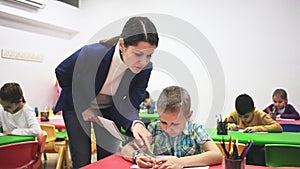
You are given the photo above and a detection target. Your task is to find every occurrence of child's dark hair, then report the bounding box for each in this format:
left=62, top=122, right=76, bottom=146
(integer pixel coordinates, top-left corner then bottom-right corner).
left=100, top=16, right=159, bottom=47
left=272, top=88, right=288, bottom=101
left=235, top=94, right=254, bottom=115
left=142, top=90, right=150, bottom=102
left=0, top=82, right=25, bottom=104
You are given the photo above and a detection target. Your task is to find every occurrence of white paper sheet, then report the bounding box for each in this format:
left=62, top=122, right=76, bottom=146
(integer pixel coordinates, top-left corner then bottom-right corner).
left=97, top=116, right=125, bottom=141
left=230, top=129, right=267, bottom=133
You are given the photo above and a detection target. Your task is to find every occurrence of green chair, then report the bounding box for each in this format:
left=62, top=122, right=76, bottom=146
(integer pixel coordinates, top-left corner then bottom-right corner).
left=265, top=144, right=300, bottom=167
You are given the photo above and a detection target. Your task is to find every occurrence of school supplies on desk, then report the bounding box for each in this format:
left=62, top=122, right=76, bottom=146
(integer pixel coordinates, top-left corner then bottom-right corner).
left=216, top=114, right=228, bottom=135
left=221, top=136, right=253, bottom=169
left=220, top=136, right=253, bottom=160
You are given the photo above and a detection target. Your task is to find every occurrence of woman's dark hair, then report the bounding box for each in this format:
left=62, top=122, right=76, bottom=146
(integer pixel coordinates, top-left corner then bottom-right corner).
left=0, top=82, right=25, bottom=104
left=235, top=94, right=254, bottom=115
left=100, top=16, right=159, bottom=47
left=121, top=16, right=159, bottom=47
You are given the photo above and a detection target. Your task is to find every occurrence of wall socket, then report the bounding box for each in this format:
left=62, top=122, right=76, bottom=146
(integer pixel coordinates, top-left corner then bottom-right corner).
left=1, top=49, right=44, bottom=62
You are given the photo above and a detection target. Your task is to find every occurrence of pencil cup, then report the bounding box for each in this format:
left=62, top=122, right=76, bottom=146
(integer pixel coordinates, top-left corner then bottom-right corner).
left=41, top=111, right=49, bottom=121
left=217, top=122, right=228, bottom=135
left=224, top=158, right=245, bottom=169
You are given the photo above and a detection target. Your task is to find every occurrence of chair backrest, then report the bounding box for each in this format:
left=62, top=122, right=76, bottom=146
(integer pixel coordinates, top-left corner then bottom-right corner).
left=40, top=124, right=59, bottom=153
left=32, top=130, right=47, bottom=169
left=40, top=124, right=68, bottom=169
left=0, top=141, right=38, bottom=169
left=40, top=124, right=56, bottom=142
left=265, top=144, right=300, bottom=167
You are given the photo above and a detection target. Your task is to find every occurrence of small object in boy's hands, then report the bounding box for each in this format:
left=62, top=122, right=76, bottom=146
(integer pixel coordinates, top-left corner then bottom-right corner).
left=272, top=106, right=276, bottom=113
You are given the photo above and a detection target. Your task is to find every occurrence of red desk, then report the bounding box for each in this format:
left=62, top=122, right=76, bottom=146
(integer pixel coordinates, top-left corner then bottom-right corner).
left=81, top=154, right=132, bottom=169
left=277, top=119, right=300, bottom=125
left=37, top=116, right=65, bottom=129
left=277, top=120, right=300, bottom=132
left=80, top=154, right=300, bottom=169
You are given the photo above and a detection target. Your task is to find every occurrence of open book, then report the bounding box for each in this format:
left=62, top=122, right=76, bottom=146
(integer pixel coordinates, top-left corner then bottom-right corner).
left=97, top=116, right=125, bottom=141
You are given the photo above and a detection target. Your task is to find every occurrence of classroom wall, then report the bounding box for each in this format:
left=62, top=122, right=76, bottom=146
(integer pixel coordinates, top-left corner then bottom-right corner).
left=0, top=0, right=299, bottom=128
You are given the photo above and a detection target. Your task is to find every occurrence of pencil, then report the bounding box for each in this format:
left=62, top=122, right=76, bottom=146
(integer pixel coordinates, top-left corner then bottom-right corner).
left=132, top=141, right=155, bottom=158
left=228, top=135, right=232, bottom=153
left=221, top=137, right=229, bottom=158
left=230, top=116, right=237, bottom=124
left=245, top=140, right=254, bottom=157
left=240, top=140, right=250, bottom=159
left=232, top=139, right=238, bottom=159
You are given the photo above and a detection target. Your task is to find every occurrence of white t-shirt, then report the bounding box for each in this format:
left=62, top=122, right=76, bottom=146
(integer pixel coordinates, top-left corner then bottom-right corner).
left=0, top=104, right=41, bottom=136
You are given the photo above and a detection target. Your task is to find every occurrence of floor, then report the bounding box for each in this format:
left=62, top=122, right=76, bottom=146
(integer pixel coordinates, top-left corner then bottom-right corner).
left=41, top=151, right=97, bottom=169
left=42, top=153, right=64, bottom=169
left=41, top=128, right=98, bottom=169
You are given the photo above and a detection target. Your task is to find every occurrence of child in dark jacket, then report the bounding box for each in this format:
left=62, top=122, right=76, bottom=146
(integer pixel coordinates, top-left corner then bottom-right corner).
left=263, top=88, right=300, bottom=120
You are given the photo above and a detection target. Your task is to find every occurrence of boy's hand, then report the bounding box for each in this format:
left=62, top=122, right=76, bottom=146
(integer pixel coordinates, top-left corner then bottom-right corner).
left=244, top=127, right=256, bottom=133
left=136, top=155, right=156, bottom=168
left=228, top=124, right=239, bottom=131
left=153, top=157, right=183, bottom=169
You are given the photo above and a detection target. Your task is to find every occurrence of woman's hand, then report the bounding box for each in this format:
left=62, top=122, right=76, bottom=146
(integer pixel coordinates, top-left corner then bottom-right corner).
left=153, top=157, right=183, bottom=169
left=82, top=108, right=103, bottom=127
left=131, top=122, right=152, bottom=153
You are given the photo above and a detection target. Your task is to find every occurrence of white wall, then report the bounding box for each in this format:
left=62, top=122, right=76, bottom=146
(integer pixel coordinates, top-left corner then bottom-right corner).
left=0, top=0, right=299, bottom=128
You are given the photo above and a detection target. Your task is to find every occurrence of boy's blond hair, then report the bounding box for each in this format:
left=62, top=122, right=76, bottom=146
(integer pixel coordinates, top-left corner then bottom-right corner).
left=157, top=86, right=191, bottom=117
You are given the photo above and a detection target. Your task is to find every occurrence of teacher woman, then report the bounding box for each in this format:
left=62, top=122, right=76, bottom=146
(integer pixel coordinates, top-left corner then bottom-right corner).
left=54, top=16, right=159, bottom=168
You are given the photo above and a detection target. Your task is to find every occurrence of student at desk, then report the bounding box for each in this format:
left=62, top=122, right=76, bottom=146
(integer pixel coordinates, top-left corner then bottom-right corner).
left=226, top=93, right=282, bottom=133
left=121, top=86, right=222, bottom=169
left=0, top=82, right=41, bottom=136
left=263, top=88, right=300, bottom=120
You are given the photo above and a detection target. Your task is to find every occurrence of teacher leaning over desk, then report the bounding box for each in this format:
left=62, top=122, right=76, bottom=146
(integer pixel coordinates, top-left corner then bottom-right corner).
left=54, top=16, right=159, bottom=168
